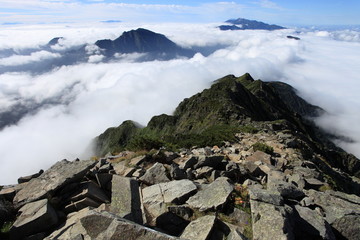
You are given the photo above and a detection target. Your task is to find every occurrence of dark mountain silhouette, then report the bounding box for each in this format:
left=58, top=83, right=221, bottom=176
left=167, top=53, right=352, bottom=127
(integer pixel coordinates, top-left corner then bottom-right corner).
left=95, top=28, right=195, bottom=60
left=219, top=18, right=286, bottom=31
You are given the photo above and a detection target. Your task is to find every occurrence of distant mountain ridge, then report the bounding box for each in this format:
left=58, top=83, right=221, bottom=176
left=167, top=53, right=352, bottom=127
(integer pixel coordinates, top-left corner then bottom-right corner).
left=219, top=18, right=286, bottom=31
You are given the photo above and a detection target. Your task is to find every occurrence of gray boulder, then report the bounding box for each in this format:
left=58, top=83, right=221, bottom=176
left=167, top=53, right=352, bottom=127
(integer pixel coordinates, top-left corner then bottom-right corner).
left=10, top=199, right=58, bottom=239
left=248, top=187, right=283, bottom=206
left=113, top=161, right=136, bottom=177
left=304, top=190, right=360, bottom=239
left=268, top=180, right=305, bottom=200
left=181, top=215, right=216, bottom=240
left=294, top=205, right=335, bottom=239
left=250, top=199, right=294, bottom=240
left=139, top=162, right=170, bottom=185
left=246, top=151, right=272, bottom=165
left=332, top=214, right=360, bottom=240
left=110, top=175, right=143, bottom=224
left=179, top=156, right=198, bottom=170
left=142, top=179, right=197, bottom=224
left=193, top=155, right=225, bottom=169
left=186, top=177, right=233, bottom=211
left=170, top=164, right=187, bottom=180
left=14, top=159, right=96, bottom=206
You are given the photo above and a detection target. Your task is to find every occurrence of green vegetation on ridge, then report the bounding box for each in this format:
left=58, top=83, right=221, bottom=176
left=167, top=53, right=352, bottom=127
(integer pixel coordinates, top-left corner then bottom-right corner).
left=94, top=73, right=339, bottom=157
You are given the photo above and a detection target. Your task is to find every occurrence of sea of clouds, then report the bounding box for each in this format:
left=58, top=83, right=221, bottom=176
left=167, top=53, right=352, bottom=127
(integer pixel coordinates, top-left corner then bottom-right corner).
left=0, top=22, right=360, bottom=184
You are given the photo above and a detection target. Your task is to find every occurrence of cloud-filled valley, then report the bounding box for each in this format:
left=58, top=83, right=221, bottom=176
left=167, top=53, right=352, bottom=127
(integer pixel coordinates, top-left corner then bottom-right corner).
left=0, top=22, right=360, bottom=184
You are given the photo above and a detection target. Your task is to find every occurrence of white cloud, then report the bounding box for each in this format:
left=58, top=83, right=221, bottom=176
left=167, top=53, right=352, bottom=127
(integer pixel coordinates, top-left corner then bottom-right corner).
left=0, top=50, right=61, bottom=66
left=255, top=0, right=283, bottom=10
left=0, top=23, right=360, bottom=185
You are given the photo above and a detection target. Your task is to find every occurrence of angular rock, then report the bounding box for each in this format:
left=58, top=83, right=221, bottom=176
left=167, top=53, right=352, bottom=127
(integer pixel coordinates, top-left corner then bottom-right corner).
left=181, top=215, right=216, bottom=240
left=168, top=205, right=193, bottom=221
left=293, top=166, right=321, bottom=180
left=304, top=178, right=325, bottom=190
left=45, top=207, right=91, bottom=240
left=17, top=169, right=44, bottom=184
left=129, top=155, right=147, bottom=166
left=304, top=190, right=360, bottom=239
left=110, top=175, right=143, bottom=224
left=65, top=197, right=102, bottom=213
left=179, top=156, right=198, bottom=170
left=332, top=214, right=360, bottom=240
left=294, top=205, right=335, bottom=240
left=228, top=208, right=252, bottom=230
left=194, top=155, right=225, bottom=169
left=186, top=177, right=233, bottom=211
left=170, top=163, right=187, bottom=180
left=287, top=173, right=306, bottom=190
left=227, top=153, right=242, bottom=163
left=195, top=166, right=213, bottom=179
left=113, top=161, right=136, bottom=177
left=139, top=162, right=170, bottom=185
left=248, top=187, right=283, bottom=206
left=267, top=179, right=305, bottom=200
left=0, top=187, right=17, bottom=201
left=210, top=170, right=221, bottom=182
left=47, top=210, right=180, bottom=240
left=95, top=173, right=112, bottom=190
left=14, top=159, right=96, bottom=206
left=10, top=199, right=58, bottom=239
left=142, top=180, right=197, bottom=224
left=243, top=161, right=266, bottom=177
left=70, top=181, right=110, bottom=204
left=246, top=151, right=272, bottom=165
left=250, top=199, right=294, bottom=240
left=156, top=212, right=189, bottom=236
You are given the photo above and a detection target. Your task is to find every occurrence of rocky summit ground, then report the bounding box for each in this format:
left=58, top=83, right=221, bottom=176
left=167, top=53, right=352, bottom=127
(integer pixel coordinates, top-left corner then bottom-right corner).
left=1, top=73, right=360, bottom=240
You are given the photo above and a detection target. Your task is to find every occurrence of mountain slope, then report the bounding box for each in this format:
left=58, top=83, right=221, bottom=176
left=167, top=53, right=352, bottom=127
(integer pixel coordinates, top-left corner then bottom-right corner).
left=94, top=73, right=360, bottom=181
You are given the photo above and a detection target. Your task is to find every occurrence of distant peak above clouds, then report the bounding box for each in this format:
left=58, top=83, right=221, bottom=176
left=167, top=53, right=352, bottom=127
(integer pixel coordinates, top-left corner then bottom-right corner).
left=219, top=18, right=286, bottom=31
left=94, top=28, right=195, bottom=60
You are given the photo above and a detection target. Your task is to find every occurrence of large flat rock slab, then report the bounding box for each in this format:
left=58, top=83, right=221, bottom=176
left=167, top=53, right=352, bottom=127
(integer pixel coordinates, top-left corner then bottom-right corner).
left=47, top=209, right=182, bottom=240
left=110, top=175, right=143, bottom=224
left=186, top=177, right=233, bottom=211
left=10, top=199, right=58, bottom=239
left=14, top=159, right=96, bottom=206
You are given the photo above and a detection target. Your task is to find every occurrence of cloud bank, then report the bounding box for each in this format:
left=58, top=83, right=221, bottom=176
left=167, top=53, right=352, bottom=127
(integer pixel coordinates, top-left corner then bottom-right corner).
left=0, top=23, right=360, bottom=184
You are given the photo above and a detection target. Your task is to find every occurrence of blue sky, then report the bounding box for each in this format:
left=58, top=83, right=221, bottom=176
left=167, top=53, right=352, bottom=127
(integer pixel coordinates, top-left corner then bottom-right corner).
left=0, top=0, right=359, bottom=26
